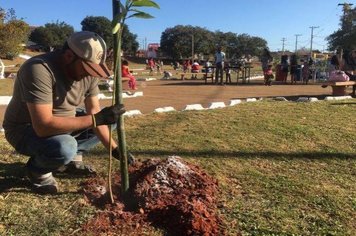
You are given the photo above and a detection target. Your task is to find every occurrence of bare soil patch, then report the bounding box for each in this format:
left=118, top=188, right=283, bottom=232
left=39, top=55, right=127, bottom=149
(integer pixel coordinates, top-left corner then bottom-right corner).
left=81, top=156, right=223, bottom=235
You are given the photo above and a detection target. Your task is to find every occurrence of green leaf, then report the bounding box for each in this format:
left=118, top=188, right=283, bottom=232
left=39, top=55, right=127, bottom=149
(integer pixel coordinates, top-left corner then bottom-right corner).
left=131, top=0, right=160, bottom=9
left=120, top=2, right=128, bottom=16
left=127, top=11, right=154, bottom=19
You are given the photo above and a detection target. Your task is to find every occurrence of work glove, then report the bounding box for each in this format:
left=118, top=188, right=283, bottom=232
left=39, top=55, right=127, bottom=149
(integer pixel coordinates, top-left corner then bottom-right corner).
left=93, top=104, right=125, bottom=127
left=112, top=147, right=135, bottom=165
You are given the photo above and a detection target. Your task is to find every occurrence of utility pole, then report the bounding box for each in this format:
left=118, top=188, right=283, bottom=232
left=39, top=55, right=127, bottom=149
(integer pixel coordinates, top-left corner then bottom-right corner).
left=309, top=26, right=319, bottom=58
left=338, top=2, right=354, bottom=17
left=144, top=37, right=147, bottom=52
left=281, top=38, right=286, bottom=53
left=294, top=34, right=302, bottom=53
left=338, top=3, right=354, bottom=29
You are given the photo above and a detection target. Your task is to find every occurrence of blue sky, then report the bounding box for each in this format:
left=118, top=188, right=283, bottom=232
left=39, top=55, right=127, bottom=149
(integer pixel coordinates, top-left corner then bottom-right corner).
left=1, top=0, right=348, bottom=52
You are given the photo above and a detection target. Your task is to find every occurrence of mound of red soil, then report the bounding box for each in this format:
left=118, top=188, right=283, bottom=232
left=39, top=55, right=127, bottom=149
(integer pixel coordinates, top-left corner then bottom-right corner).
left=81, top=156, right=222, bottom=235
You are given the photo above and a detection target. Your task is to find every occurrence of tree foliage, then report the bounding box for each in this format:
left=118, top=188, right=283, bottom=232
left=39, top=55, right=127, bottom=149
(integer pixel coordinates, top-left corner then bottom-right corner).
left=81, top=15, right=139, bottom=55
left=0, top=8, right=30, bottom=59
left=327, top=6, right=356, bottom=51
left=160, top=25, right=215, bottom=60
left=29, top=21, right=74, bottom=51
left=160, top=25, right=267, bottom=60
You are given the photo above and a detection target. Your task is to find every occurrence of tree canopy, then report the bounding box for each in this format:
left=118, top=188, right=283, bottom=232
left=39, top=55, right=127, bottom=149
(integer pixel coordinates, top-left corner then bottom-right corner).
left=29, top=21, right=74, bottom=51
left=81, top=15, right=139, bottom=55
left=327, top=5, right=356, bottom=51
left=160, top=25, right=268, bottom=60
left=0, top=7, right=30, bottom=59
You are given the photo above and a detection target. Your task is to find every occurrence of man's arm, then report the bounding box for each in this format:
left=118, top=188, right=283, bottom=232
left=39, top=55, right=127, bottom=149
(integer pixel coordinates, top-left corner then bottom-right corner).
left=27, top=103, right=93, bottom=137
left=84, top=95, right=118, bottom=150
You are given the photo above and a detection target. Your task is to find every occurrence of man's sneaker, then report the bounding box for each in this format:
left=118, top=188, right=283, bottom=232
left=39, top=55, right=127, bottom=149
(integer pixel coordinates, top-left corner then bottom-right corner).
left=27, top=171, right=58, bottom=194
left=56, top=154, right=96, bottom=176
left=56, top=161, right=96, bottom=176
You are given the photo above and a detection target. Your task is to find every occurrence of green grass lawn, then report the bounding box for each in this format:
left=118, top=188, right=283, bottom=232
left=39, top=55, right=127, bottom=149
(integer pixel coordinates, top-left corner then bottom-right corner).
left=1, top=100, right=355, bottom=235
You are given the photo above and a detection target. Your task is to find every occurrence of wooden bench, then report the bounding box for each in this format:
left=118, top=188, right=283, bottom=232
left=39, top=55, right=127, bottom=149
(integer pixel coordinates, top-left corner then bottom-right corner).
left=98, top=77, right=130, bottom=92
left=322, top=81, right=356, bottom=96
left=178, top=72, right=207, bottom=80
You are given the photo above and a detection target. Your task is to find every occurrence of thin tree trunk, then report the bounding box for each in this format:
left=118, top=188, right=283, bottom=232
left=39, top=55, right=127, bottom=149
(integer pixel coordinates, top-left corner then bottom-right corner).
left=112, top=0, right=129, bottom=194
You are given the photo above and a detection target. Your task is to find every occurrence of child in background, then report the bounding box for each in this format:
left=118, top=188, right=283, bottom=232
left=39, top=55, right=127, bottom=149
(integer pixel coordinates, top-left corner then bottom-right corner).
left=122, top=60, right=137, bottom=90
left=224, top=61, right=232, bottom=84
left=264, top=64, right=274, bottom=86
left=301, top=59, right=310, bottom=84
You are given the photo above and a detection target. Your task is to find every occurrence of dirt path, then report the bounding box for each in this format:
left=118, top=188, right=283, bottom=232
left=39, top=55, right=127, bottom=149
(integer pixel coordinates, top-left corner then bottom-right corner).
left=0, top=79, right=347, bottom=126
left=102, top=79, right=337, bottom=112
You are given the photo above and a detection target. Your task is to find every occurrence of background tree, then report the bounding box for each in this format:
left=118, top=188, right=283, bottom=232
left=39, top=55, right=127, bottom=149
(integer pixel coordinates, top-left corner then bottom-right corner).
left=29, top=21, right=74, bottom=51
left=160, top=25, right=268, bottom=61
left=327, top=6, right=356, bottom=51
left=160, top=25, right=194, bottom=59
left=121, top=24, right=139, bottom=55
left=160, top=25, right=214, bottom=60
left=213, top=31, right=238, bottom=59
left=81, top=16, right=139, bottom=55
left=0, top=7, right=30, bottom=59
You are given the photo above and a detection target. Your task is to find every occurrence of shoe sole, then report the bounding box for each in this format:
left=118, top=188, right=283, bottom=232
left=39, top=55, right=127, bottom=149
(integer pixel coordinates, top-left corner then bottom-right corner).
left=32, top=184, right=58, bottom=194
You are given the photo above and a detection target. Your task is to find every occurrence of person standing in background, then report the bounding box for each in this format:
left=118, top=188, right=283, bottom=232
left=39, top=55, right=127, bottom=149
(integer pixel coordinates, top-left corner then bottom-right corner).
left=280, top=55, right=289, bottom=83
left=214, top=46, right=225, bottom=85
left=289, top=54, right=298, bottom=85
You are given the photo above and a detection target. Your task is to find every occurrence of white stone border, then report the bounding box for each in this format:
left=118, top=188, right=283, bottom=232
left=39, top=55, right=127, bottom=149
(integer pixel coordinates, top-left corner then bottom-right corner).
left=0, top=96, right=355, bottom=132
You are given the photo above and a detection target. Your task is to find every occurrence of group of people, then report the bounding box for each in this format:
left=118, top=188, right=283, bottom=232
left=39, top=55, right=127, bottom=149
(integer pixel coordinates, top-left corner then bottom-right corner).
left=146, top=57, right=163, bottom=75
left=263, top=47, right=356, bottom=90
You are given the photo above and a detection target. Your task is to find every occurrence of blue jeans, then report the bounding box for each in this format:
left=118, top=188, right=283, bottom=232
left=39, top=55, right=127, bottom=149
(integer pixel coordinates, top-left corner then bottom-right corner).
left=15, top=108, right=105, bottom=174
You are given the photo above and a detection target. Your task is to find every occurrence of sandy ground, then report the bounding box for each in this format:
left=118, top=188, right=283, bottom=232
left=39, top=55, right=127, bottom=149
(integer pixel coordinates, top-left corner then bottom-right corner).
left=0, top=78, right=350, bottom=126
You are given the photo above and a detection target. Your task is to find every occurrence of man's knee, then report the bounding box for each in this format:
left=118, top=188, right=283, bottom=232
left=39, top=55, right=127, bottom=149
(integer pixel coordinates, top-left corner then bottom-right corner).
left=48, top=135, right=78, bottom=165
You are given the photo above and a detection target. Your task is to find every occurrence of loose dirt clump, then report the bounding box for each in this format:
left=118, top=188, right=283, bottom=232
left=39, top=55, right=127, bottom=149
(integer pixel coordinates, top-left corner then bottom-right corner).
left=81, top=156, right=222, bottom=235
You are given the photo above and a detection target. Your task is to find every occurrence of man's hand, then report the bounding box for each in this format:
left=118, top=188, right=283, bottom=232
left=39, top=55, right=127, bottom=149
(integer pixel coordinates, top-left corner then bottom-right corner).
left=93, top=104, right=125, bottom=127
left=112, top=147, right=135, bottom=165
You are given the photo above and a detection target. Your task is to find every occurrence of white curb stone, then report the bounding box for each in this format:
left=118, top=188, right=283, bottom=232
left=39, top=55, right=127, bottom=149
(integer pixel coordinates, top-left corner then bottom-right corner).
left=154, top=106, right=176, bottom=113
left=274, top=97, right=288, bottom=101
left=324, top=96, right=352, bottom=101
left=246, top=98, right=257, bottom=102
left=229, top=99, right=242, bottom=106
left=309, top=97, right=319, bottom=102
left=98, top=93, right=112, bottom=100
left=296, top=97, right=319, bottom=102
left=183, top=104, right=205, bottom=111
left=124, top=110, right=142, bottom=117
left=137, top=77, right=157, bottom=81
left=0, top=96, right=12, bottom=105
left=296, top=97, right=309, bottom=102
left=208, top=102, right=226, bottom=109
left=122, top=91, right=143, bottom=98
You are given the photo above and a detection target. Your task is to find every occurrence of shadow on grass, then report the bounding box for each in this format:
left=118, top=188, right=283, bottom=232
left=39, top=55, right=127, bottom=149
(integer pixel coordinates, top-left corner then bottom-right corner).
left=0, top=162, right=85, bottom=194
left=131, top=150, right=355, bottom=160
left=0, top=162, right=28, bottom=193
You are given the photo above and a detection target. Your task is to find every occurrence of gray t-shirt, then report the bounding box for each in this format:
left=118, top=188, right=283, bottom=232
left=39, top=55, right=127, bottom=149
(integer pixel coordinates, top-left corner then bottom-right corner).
left=3, top=51, right=100, bottom=147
